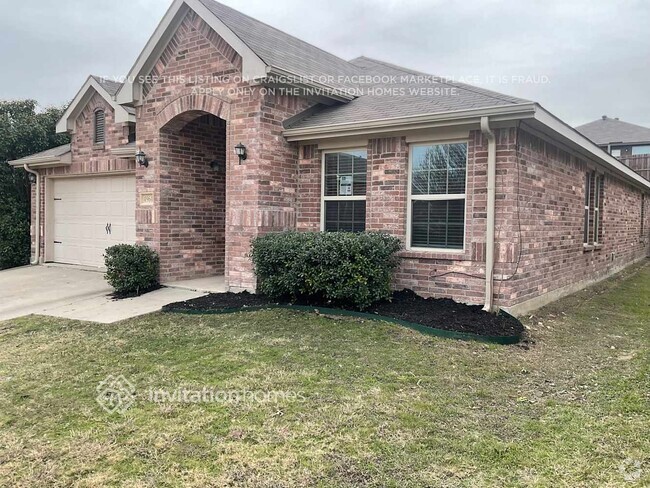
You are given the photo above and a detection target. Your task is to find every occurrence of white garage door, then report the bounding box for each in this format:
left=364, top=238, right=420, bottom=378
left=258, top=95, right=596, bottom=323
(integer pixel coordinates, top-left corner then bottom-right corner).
left=52, top=175, right=136, bottom=267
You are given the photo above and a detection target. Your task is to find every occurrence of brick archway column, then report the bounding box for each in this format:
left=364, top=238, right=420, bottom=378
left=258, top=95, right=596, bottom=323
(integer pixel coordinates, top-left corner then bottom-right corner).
left=136, top=93, right=234, bottom=283
left=137, top=90, right=306, bottom=291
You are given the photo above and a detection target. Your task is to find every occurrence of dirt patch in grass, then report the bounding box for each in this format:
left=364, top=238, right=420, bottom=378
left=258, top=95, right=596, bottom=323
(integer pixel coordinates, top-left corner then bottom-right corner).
left=163, top=289, right=523, bottom=338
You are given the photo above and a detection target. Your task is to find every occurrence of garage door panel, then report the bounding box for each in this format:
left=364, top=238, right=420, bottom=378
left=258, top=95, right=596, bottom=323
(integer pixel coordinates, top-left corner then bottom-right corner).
left=52, top=175, right=136, bottom=267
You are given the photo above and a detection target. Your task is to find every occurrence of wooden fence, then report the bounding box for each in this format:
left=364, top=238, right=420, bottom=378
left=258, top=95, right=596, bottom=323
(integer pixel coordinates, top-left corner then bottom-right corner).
left=620, top=155, right=650, bottom=181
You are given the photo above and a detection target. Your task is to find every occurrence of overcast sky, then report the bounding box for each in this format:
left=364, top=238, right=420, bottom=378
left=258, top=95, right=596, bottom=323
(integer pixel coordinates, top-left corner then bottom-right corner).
left=0, top=0, right=648, bottom=127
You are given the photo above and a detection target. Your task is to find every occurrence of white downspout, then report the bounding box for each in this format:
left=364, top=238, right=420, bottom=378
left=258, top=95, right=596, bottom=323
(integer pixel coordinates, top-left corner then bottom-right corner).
left=480, top=116, right=496, bottom=312
left=23, top=164, right=41, bottom=265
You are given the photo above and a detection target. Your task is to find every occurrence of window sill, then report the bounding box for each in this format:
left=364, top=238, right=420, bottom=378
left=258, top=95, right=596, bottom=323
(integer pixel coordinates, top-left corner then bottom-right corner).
left=400, top=248, right=467, bottom=260
left=93, top=143, right=106, bottom=150
left=583, top=243, right=603, bottom=252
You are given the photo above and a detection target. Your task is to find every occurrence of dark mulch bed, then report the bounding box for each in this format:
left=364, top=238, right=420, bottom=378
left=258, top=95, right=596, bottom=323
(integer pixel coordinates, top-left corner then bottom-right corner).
left=163, top=289, right=523, bottom=338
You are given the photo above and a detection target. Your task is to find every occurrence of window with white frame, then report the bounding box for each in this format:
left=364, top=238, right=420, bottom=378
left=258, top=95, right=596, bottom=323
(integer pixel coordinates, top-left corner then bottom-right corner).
left=322, top=150, right=367, bottom=232
left=584, top=171, right=604, bottom=246
left=641, top=194, right=645, bottom=238
left=408, top=142, right=467, bottom=250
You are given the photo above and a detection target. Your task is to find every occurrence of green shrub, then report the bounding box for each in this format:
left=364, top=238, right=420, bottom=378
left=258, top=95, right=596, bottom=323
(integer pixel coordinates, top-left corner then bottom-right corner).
left=251, top=231, right=402, bottom=310
left=104, top=244, right=160, bottom=296
left=0, top=163, right=30, bottom=270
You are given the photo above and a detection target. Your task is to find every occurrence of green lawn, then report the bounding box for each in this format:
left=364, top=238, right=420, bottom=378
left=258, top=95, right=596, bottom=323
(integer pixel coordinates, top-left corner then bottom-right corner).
left=0, top=263, right=649, bottom=487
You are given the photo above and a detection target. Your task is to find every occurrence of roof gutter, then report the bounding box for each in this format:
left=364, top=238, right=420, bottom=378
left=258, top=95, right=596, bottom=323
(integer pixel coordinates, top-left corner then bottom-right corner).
left=480, top=116, right=497, bottom=313
left=283, top=103, right=537, bottom=141
left=284, top=102, right=650, bottom=191
left=8, top=156, right=67, bottom=167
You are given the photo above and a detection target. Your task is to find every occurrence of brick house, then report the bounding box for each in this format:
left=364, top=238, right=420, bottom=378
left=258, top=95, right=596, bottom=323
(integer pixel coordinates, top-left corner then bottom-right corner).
left=9, top=0, right=650, bottom=315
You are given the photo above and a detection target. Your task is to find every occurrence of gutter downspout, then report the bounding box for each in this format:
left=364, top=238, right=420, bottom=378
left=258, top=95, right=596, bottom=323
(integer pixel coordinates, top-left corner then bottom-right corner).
left=23, top=164, right=40, bottom=265
left=480, top=116, right=496, bottom=312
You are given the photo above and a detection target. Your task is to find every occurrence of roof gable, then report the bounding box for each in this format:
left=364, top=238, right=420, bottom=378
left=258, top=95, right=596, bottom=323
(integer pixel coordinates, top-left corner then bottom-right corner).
left=56, top=76, right=135, bottom=133
left=116, top=0, right=268, bottom=105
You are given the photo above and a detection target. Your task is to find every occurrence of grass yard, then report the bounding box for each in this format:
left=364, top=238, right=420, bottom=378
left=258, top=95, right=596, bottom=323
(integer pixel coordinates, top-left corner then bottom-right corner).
left=0, top=263, right=649, bottom=487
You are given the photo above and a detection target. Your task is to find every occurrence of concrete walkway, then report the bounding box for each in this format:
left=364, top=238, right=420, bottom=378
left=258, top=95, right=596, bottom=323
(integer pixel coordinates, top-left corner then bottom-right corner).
left=0, top=265, right=205, bottom=323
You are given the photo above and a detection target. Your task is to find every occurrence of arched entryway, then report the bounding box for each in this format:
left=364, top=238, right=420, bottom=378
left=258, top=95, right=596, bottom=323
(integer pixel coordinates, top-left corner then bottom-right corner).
left=158, top=110, right=227, bottom=282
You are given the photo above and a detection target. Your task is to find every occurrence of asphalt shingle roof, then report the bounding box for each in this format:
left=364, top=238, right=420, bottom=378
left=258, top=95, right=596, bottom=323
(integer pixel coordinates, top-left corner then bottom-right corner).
left=576, top=117, right=650, bottom=145
left=199, top=0, right=362, bottom=90
left=10, top=144, right=71, bottom=163
left=91, top=76, right=136, bottom=115
left=91, top=76, right=123, bottom=97
left=286, top=57, right=531, bottom=129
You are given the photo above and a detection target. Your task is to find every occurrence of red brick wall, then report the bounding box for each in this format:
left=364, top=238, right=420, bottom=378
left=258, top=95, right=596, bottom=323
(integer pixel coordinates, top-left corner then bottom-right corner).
left=296, top=127, right=649, bottom=311
left=29, top=92, right=135, bottom=261
left=158, top=114, right=226, bottom=280
left=136, top=9, right=310, bottom=285
left=296, top=145, right=321, bottom=231
left=499, top=130, right=649, bottom=309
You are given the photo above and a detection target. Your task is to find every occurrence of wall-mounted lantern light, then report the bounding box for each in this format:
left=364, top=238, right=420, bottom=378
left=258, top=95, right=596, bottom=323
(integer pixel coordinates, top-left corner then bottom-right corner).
left=27, top=172, right=37, bottom=184
left=234, top=142, right=247, bottom=165
left=135, top=148, right=148, bottom=168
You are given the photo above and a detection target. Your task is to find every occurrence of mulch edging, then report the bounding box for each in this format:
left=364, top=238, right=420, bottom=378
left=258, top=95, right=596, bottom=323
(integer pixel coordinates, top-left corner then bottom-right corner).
left=162, top=291, right=524, bottom=345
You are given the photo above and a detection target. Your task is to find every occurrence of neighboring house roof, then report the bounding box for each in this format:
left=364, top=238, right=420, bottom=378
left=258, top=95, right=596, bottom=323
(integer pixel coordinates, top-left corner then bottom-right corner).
left=56, top=75, right=136, bottom=133
left=576, top=116, right=650, bottom=145
left=285, top=56, right=531, bottom=130
left=7, top=144, right=71, bottom=167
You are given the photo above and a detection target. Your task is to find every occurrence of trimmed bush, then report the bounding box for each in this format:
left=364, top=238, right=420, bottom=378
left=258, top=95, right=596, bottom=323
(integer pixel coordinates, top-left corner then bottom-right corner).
left=251, top=231, right=402, bottom=310
left=0, top=163, right=30, bottom=270
left=104, top=244, right=160, bottom=296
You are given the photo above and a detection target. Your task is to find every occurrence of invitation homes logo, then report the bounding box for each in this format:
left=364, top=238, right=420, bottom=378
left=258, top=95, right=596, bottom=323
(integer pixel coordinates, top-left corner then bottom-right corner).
left=95, top=374, right=305, bottom=414
left=96, top=374, right=136, bottom=414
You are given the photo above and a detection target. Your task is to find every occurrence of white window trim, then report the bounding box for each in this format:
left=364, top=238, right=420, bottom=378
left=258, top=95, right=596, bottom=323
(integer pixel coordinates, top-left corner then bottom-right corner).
left=584, top=171, right=591, bottom=246
left=406, top=140, right=468, bottom=253
left=320, top=148, right=368, bottom=231
left=594, top=174, right=603, bottom=245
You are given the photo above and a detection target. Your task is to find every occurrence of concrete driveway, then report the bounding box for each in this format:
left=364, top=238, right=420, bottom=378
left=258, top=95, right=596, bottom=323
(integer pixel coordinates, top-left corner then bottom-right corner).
left=0, top=265, right=205, bottom=323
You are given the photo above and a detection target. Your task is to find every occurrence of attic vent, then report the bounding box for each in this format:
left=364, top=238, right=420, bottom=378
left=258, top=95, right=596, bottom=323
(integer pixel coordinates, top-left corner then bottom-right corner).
left=94, top=109, right=105, bottom=144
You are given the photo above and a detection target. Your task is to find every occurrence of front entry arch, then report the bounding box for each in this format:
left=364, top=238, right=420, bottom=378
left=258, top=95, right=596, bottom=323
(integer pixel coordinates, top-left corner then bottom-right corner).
left=157, top=110, right=227, bottom=281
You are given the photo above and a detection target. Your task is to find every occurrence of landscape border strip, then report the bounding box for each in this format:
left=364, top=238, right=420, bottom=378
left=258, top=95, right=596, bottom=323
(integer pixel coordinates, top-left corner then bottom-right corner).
left=164, top=304, right=522, bottom=345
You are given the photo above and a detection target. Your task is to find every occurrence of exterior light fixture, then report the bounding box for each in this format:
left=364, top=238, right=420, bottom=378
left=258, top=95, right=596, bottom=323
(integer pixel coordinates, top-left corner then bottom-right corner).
left=234, top=142, right=247, bottom=164
left=135, top=148, right=148, bottom=168
left=27, top=172, right=37, bottom=184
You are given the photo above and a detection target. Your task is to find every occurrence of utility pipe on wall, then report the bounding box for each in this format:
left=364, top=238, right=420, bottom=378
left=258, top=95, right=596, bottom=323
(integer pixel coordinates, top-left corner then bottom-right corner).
left=23, top=164, right=40, bottom=265
left=480, top=116, right=496, bottom=312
